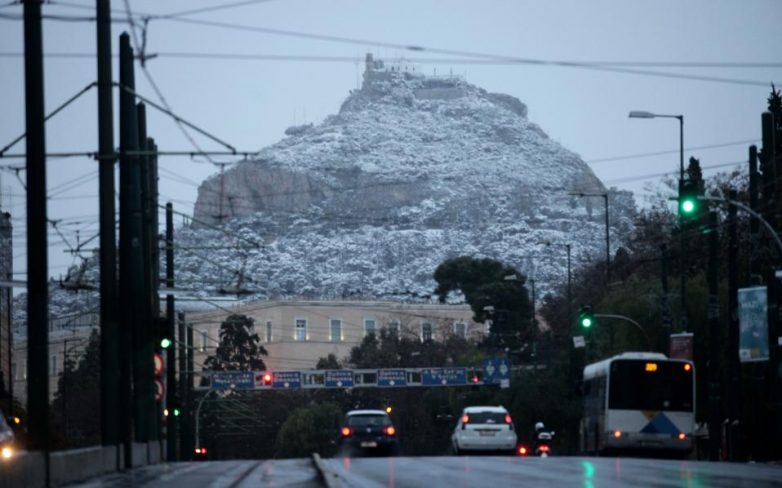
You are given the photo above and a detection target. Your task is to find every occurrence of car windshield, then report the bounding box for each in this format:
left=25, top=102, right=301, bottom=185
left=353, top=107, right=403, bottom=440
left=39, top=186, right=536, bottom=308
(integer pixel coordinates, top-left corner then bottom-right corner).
left=347, top=415, right=391, bottom=427
left=465, top=412, right=506, bottom=424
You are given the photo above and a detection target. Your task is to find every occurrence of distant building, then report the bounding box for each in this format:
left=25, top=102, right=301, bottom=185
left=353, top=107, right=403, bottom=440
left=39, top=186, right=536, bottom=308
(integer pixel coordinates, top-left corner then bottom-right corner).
left=0, top=212, right=11, bottom=411
left=187, top=299, right=486, bottom=374
left=12, top=312, right=98, bottom=406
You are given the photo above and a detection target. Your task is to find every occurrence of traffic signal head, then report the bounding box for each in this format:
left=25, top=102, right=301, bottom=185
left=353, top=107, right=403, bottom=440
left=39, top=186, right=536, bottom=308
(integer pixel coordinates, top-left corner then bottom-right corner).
left=678, top=179, right=699, bottom=219
left=160, top=337, right=172, bottom=349
left=578, top=306, right=595, bottom=329
left=262, top=372, right=272, bottom=385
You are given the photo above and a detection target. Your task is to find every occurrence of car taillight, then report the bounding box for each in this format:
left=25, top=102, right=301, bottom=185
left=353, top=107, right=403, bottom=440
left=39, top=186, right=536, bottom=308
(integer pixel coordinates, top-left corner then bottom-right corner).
left=504, top=414, right=512, bottom=424
left=385, top=426, right=396, bottom=436
left=539, top=445, right=550, bottom=452
left=678, top=433, right=686, bottom=440
left=341, top=427, right=352, bottom=437
left=462, top=414, right=469, bottom=424
left=517, top=446, right=528, bottom=456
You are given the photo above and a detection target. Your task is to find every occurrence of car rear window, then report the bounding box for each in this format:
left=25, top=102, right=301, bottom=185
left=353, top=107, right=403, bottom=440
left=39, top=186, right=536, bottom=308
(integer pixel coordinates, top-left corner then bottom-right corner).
left=466, top=412, right=507, bottom=424
left=347, top=415, right=391, bottom=427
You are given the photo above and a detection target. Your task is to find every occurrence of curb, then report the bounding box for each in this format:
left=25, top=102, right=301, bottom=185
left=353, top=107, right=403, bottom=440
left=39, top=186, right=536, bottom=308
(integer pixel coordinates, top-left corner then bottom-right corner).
left=311, top=453, right=341, bottom=488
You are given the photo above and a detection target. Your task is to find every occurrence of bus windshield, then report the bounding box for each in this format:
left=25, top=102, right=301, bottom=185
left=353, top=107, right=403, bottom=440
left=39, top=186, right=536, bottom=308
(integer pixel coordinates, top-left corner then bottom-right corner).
left=608, top=360, right=693, bottom=411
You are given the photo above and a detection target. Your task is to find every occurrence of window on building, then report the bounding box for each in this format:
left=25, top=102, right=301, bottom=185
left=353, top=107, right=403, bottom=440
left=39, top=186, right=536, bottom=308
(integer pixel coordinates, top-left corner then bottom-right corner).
left=364, top=318, right=376, bottom=337
left=421, top=322, right=433, bottom=342
left=454, top=321, right=467, bottom=338
left=295, top=318, right=307, bottom=341
left=387, top=320, right=400, bottom=338
left=266, top=321, right=273, bottom=343
left=50, top=354, right=58, bottom=376
left=200, top=331, right=207, bottom=352
left=330, top=319, right=342, bottom=342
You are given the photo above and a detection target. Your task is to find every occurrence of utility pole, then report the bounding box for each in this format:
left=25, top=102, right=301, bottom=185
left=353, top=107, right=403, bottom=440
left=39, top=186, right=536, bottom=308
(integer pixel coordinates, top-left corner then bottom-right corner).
left=96, top=0, right=119, bottom=450
left=706, top=211, right=721, bottom=461
left=727, top=189, right=742, bottom=460
left=185, top=323, right=194, bottom=459
left=136, top=103, right=153, bottom=442
left=178, top=311, right=187, bottom=460
left=660, top=244, right=672, bottom=352
left=23, top=0, right=50, bottom=477
left=761, top=106, right=782, bottom=461
left=118, top=32, right=138, bottom=468
left=165, top=202, right=177, bottom=460
left=572, top=192, right=610, bottom=287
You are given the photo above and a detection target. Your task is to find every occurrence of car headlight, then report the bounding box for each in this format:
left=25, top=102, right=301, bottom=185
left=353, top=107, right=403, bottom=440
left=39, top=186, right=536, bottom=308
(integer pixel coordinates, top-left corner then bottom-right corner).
left=1, top=446, right=13, bottom=460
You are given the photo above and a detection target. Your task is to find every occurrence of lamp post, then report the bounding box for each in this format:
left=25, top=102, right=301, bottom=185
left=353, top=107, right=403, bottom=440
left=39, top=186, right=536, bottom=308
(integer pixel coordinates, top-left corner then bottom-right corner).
left=571, top=192, right=610, bottom=287
left=629, top=110, right=686, bottom=330
left=539, top=241, right=572, bottom=322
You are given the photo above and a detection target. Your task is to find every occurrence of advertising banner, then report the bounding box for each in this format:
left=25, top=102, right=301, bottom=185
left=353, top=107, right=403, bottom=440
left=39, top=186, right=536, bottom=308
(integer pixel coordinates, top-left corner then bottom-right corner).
left=738, top=286, right=769, bottom=362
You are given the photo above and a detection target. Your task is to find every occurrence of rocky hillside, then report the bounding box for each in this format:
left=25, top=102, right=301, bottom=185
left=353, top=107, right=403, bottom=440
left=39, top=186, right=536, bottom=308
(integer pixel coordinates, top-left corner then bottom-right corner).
left=178, top=54, right=635, bottom=300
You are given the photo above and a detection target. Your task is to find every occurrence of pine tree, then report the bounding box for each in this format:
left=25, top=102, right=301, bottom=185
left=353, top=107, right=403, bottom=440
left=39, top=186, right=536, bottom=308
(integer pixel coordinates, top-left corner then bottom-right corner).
left=204, top=314, right=267, bottom=371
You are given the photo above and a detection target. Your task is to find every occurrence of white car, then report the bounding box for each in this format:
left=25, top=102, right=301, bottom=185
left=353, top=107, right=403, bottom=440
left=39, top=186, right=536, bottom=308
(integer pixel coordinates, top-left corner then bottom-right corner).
left=451, top=406, right=517, bottom=455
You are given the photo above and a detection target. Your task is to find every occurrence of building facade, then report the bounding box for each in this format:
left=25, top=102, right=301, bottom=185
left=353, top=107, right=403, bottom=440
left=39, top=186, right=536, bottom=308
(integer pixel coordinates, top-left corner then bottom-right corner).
left=187, top=299, right=485, bottom=373
left=12, top=312, right=98, bottom=406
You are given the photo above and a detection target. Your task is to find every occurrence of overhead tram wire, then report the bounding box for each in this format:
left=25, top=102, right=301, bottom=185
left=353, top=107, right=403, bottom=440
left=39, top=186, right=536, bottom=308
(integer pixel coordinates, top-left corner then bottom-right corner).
left=3, top=51, right=781, bottom=69
left=586, top=138, right=760, bottom=165
left=150, top=16, right=775, bottom=88
left=0, top=15, right=776, bottom=85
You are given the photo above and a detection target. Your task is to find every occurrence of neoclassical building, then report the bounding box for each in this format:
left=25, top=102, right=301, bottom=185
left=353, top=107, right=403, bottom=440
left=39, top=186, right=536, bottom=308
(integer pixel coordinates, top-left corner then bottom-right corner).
left=187, top=299, right=486, bottom=372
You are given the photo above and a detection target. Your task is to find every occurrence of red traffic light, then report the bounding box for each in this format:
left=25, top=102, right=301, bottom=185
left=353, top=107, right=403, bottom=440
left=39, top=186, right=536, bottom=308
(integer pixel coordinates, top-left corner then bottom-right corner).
left=262, top=373, right=272, bottom=385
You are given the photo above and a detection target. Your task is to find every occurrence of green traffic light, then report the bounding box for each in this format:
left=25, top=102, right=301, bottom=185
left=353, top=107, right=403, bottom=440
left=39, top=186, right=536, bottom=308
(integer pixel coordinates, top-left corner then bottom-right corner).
left=173, top=408, right=181, bottom=417
left=160, top=337, right=172, bottom=349
left=680, top=199, right=696, bottom=214
left=581, top=317, right=592, bottom=328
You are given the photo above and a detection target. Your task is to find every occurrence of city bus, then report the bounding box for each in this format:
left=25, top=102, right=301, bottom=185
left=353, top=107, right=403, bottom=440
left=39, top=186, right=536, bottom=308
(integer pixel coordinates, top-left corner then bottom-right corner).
left=580, top=352, right=695, bottom=456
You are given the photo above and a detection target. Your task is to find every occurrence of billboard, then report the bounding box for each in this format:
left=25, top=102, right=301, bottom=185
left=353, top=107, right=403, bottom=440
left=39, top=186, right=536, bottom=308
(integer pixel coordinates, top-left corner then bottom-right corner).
left=669, top=332, right=694, bottom=360
left=738, top=286, right=769, bottom=362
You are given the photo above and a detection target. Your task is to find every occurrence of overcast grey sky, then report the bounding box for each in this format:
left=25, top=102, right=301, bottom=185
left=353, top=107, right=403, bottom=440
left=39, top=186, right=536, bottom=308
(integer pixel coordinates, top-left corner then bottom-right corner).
left=0, top=0, right=780, bottom=282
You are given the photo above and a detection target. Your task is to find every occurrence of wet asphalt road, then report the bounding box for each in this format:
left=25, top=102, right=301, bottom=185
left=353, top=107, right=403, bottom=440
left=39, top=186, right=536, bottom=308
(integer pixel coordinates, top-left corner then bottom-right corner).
left=64, top=456, right=782, bottom=488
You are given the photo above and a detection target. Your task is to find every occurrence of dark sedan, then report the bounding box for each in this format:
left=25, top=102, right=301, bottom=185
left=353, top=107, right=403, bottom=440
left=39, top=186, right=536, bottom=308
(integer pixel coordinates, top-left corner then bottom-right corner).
left=339, top=409, right=398, bottom=456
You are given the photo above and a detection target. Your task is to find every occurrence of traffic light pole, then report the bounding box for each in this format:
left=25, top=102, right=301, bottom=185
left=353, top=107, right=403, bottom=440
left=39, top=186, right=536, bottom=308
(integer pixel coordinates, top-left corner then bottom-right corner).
left=697, top=196, right=782, bottom=254
left=593, top=314, right=651, bottom=350
left=165, top=203, right=177, bottom=460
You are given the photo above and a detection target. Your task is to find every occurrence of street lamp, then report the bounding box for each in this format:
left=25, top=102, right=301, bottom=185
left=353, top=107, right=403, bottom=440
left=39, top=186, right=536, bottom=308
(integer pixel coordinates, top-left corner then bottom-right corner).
left=628, top=111, right=684, bottom=181
left=571, top=192, right=610, bottom=286
left=629, top=110, right=686, bottom=330
left=539, top=241, right=572, bottom=323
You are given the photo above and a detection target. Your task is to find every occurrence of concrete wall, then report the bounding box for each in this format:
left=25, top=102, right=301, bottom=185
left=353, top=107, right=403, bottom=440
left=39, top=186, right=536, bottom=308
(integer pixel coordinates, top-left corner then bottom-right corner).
left=0, top=441, right=162, bottom=488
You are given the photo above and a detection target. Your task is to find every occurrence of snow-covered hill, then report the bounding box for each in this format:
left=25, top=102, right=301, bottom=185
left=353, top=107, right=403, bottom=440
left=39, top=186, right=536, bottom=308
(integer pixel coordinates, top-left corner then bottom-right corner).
left=183, top=54, right=635, bottom=300
left=14, top=55, right=636, bottom=331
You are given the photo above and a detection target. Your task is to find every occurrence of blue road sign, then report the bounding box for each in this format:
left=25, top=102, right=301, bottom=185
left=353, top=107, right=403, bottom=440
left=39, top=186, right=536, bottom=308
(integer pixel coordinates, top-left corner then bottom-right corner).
left=377, top=369, right=407, bottom=386
left=272, top=371, right=302, bottom=389
left=212, top=371, right=255, bottom=390
left=483, top=358, right=511, bottom=384
left=421, top=367, right=467, bottom=386
left=325, top=370, right=354, bottom=388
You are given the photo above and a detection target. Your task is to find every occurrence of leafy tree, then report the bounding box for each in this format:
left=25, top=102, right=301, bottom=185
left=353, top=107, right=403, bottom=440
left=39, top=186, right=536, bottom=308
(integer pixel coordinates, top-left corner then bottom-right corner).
left=51, top=329, right=101, bottom=448
left=275, top=401, right=342, bottom=458
left=316, top=354, right=342, bottom=370
left=204, top=314, right=267, bottom=371
left=433, top=256, right=531, bottom=350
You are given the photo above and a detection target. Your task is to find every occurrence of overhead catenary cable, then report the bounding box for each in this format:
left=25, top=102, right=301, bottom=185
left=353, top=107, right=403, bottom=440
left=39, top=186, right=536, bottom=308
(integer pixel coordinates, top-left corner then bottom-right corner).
left=2, top=51, right=781, bottom=69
